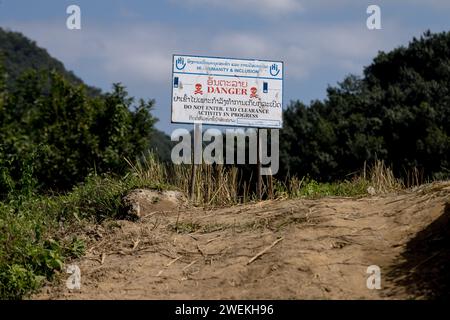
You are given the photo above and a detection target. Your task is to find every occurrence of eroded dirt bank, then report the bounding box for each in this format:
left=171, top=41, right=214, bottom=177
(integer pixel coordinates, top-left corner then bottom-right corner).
left=36, top=182, right=450, bottom=299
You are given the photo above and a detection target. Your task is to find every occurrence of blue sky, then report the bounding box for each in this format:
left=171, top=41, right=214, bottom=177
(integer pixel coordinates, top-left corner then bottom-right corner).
left=1, top=0, right=449, bottom=133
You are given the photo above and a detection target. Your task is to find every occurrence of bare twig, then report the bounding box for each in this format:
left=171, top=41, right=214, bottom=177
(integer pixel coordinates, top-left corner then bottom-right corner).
left=206, top=235, right=221, bottom=243
left=197, top=244, right=205, bottom=257
left=183, top=260, right=198, bottom=271
left=142, top=211, right=159, bottom=219
left=411, top=251, right=442, bottom=272
left=87, top=239, right=106, bottom=254
left=166, top=256, right=182, bottom=267
left=189, top=234, right=199, bottom=241
left=247, top=237, right=284, bottom=265
left=156, top=256, right=183, bottom=277
left=175, top=211, right=181, bottom=233
left=132, top=238, right=141, bottom=250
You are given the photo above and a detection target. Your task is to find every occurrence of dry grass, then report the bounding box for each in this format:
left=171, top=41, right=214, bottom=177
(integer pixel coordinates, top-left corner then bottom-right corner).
left=171, top=164, right=241, bottom=206
left=126, top=153, right=243, bottom=207
left=364, top=160, right=404, bottom=193
left=127, top=154, right=406, bottom=206
left=125, top=154, right=167, bottom=186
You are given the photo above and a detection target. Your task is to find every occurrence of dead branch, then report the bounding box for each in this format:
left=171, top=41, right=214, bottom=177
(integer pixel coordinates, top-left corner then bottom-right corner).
left=247, top=237, right=284, bottom=265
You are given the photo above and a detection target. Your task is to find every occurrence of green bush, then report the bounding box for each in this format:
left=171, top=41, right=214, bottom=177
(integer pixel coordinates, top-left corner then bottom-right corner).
left=0, top=198, right=63, bottom=299
left=0, top=264, right=43, bottom=300
left=294, top=178, right=369, bottom=198
left=0, top=70, right=156, bottom=193
left=0, top=170, right=167, bottom=299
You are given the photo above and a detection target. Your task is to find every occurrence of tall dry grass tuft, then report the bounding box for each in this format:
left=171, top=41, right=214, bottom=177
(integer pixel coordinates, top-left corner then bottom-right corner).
left=365, top=160, right=404, bottom=193
left=171, top=164, right=241, bottom=206
left=404, top=167, right=425, bottom=188
left=125, top=153, right=167, bottom=186
left=127, top=153, right=241, bottom=207
left=126, top=155, right=406, bottom=206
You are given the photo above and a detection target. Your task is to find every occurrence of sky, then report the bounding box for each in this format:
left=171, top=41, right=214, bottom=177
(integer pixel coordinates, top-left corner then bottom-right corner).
left=0, top=0, right=449, bottom=133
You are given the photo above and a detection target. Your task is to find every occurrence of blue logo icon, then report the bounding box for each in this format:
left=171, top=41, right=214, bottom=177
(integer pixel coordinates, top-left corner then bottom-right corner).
left=269, top=63, right=280, bottom=77
left=175, top=57, right=186, bottom=70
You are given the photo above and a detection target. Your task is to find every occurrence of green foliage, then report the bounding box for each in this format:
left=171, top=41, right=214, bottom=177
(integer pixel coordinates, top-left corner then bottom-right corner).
left=0, top=28, right=163, bottom=193
left=281, top=31, right=450, bottom=182
left=0, top=197, right=63, bottom=299
left=65, top=174, right=134, bottom=221
left=297, top=178, right=369, bottom=198
left=273, top=176, right=369, bottom=199
left=0, top=70, right=157, bottom=193
left=66, top=238, right=86, bottom=258
left=0, top=170, right=164, bottom=299
left=0, top=264, right=43, bottom=300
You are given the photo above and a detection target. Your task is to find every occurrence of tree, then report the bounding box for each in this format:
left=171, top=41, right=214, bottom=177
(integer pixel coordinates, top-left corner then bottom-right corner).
left=0, top=69, right=157, bottom=193
left=281, top=31, right=450, bottom=181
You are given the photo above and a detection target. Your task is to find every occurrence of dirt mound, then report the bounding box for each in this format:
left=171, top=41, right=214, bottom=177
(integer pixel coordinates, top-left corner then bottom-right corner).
left=36, top=182, right=450, bottom=300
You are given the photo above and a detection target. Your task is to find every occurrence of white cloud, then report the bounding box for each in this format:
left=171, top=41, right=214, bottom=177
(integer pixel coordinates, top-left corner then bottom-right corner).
left=3, top=18, right=413, bottom=88
left=3, top=22, right=182, bottom=85
left=407, top=0, right=450, bottom=9
left=174, top=0, right=303, bottom=16
left=177, top=0, right=450, bottom=16
left=208, top=22, right=412, bottom=79
left=1, top=13, right=431, bottom=132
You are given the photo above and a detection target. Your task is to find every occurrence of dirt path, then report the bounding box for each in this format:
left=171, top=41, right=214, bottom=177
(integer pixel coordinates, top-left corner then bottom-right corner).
left=36, top=182, right=450, bottom=300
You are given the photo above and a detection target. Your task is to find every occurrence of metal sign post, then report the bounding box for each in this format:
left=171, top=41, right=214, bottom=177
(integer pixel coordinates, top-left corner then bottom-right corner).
left=256, top=128, right=262, bottom=201
left=190, top=123, right=202, bottom=201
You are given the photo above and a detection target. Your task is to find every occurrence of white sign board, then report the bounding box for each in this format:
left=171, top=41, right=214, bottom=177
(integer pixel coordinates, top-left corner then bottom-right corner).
left=171, top=54, right=283, bottom=128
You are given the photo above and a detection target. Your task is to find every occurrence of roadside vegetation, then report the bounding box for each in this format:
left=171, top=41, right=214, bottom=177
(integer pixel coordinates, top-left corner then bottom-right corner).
left=0, top=154, right=408, bottom=299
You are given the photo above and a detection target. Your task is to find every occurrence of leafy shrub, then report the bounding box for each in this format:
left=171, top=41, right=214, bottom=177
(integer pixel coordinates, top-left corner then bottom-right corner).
left=0, top=70, right=156, bottom=193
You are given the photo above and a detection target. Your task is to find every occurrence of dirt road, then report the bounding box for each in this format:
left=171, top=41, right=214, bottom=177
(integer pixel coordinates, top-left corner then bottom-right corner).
left=36, top=182, right=450, bottom=299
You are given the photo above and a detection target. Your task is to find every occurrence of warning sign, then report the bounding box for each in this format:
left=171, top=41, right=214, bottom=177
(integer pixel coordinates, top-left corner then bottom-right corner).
left=171, top=54, right=283, bottom=128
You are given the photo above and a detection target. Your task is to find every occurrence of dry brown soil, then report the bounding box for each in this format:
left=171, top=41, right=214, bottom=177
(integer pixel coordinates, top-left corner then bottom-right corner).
left=35, top=182, right=450, bottom=300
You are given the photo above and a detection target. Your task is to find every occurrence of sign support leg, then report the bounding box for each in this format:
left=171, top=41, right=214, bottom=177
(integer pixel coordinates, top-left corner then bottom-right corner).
left=257, top=128, right=262, bottom=201
left=190, top=123, right=201, bottom=201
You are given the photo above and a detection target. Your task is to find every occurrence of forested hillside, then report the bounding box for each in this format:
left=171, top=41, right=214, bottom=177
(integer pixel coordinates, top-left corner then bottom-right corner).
left=0, top=27, right=101, bottom=96
left=0, top=27, right=172, bottom=193
left=0, top=27, right=172, bottom=190
left=280, top=31, right=450, bottom=183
